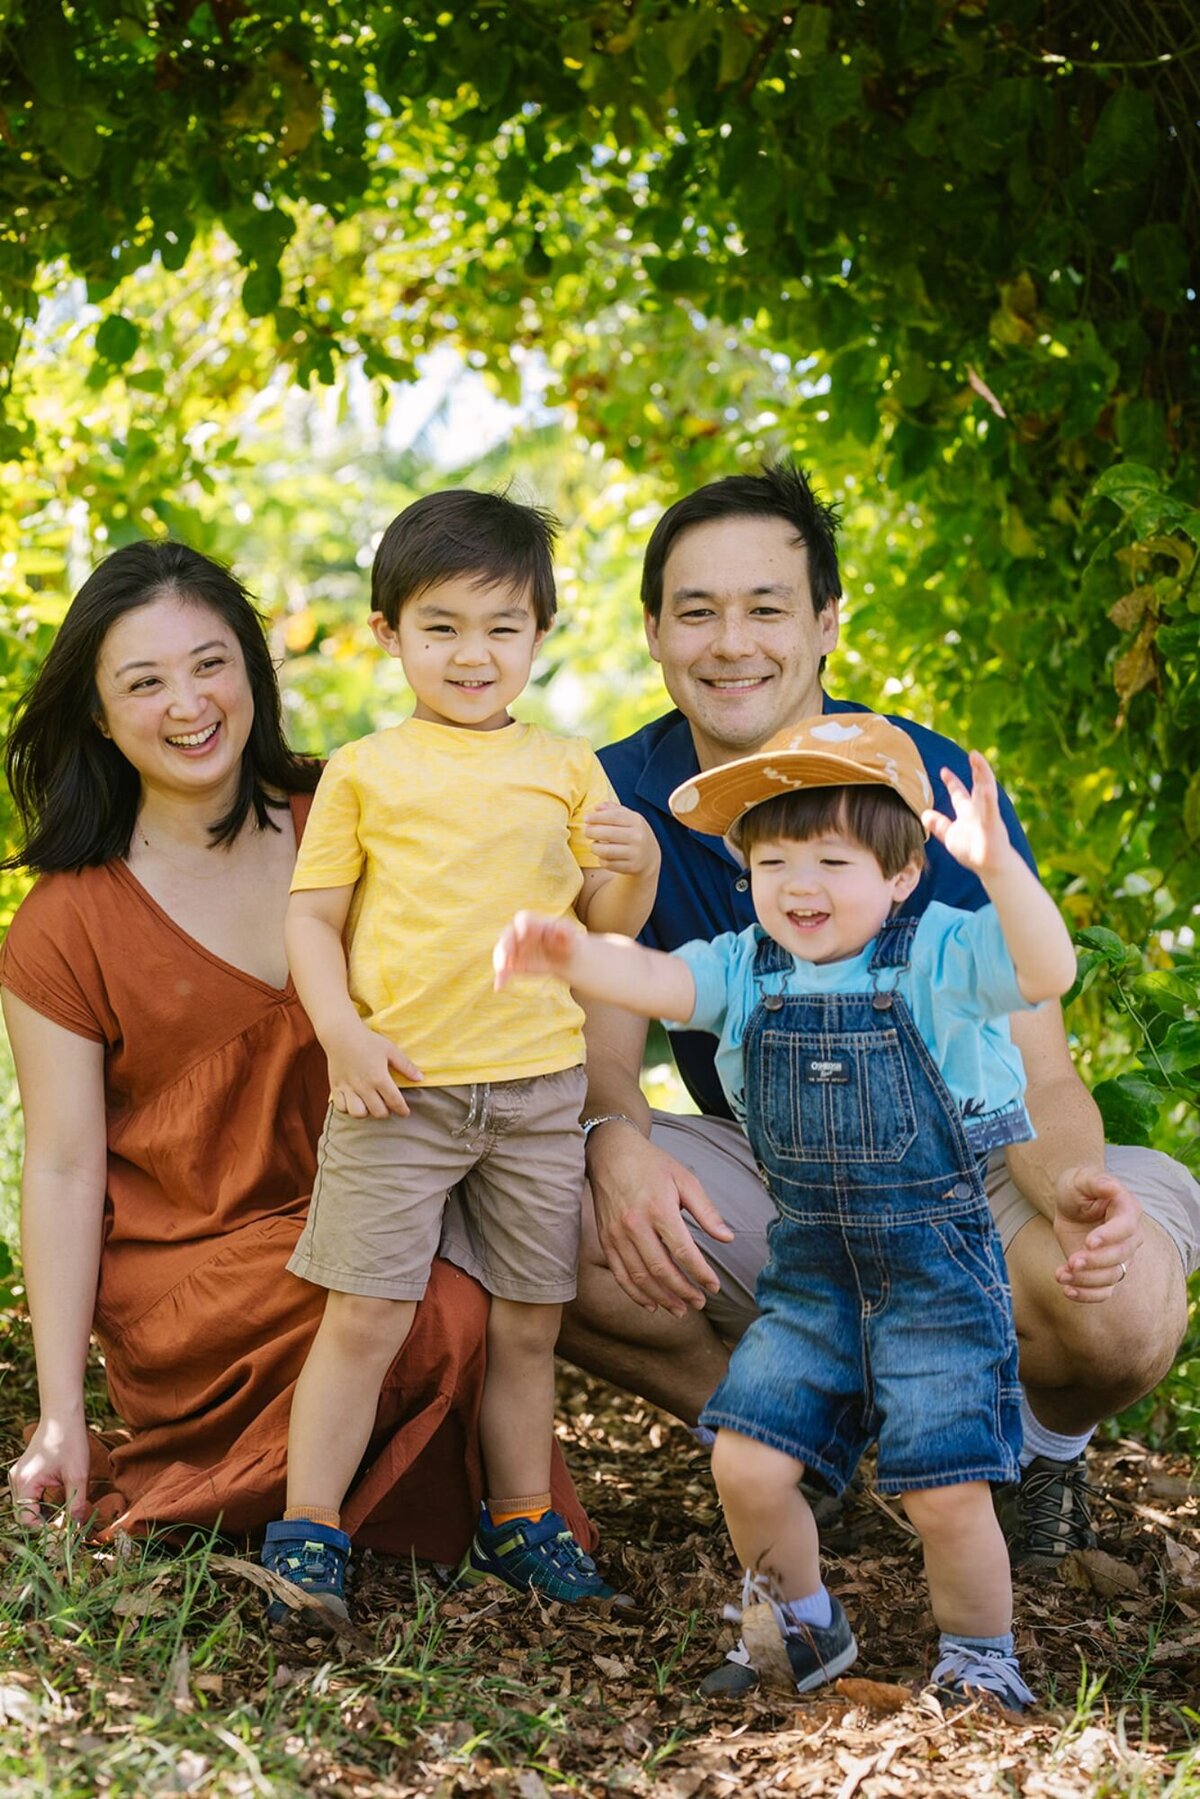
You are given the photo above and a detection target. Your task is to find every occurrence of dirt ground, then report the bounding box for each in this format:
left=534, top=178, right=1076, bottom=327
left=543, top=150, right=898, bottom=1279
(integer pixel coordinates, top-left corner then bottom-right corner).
left=2, top=1330, right=1198, bottom=1796
left=329, top=1366, right=1200, bottom=1795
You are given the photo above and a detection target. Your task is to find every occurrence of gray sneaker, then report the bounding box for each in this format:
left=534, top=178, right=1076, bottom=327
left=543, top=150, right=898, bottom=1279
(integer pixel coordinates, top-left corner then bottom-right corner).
left=931, top=1644, right=1037, bottom=1714
left=700, top=1592, right=858, bottom=1697
left=996, top=1453, right=1097, bottom=1567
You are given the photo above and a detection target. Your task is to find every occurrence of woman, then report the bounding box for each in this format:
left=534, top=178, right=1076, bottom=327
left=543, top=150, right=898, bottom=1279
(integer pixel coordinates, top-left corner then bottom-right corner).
left=1, top=541, right=591, bottom=1558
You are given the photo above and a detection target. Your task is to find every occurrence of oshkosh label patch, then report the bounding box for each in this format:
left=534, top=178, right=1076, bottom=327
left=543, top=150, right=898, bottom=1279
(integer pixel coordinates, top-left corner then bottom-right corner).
left=805, top=1056, right=850, bottom=1083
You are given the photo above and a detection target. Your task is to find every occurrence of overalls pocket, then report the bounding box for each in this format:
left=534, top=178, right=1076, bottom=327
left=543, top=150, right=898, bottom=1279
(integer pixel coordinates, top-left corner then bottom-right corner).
left=748, top=1025, right=919, bottom=1167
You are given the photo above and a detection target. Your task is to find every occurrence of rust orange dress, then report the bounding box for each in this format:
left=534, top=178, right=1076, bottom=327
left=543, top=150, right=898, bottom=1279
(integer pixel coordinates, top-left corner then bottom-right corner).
left=0, top=794, right=592, bottom=1557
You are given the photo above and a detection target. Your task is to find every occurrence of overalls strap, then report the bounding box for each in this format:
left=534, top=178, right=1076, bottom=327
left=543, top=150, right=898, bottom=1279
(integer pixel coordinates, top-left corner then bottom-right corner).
left=751, top=928, right=793, bottom=981
left=868, top=915, right=919, bottom=975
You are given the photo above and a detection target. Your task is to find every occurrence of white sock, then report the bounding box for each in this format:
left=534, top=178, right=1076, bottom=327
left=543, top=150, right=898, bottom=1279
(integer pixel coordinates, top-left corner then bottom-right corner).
left=1019, top=1393, right=1094, bottom=1469
left=939, top=1630, right=1014, bottom=1658
left=778, top=1584, right=833, bottom=1632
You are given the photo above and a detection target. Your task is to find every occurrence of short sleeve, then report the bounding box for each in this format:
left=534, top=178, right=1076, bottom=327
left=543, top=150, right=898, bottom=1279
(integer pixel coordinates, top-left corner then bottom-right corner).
left=290, top=750, right=366, bottom=893
left=922, top=904, right=1033, bottom=1021
left=666, top=934, right=742, bottom=1034
left=0, top=880, right=109, bottom=1042
left=565, top=746, right=619, bottom=871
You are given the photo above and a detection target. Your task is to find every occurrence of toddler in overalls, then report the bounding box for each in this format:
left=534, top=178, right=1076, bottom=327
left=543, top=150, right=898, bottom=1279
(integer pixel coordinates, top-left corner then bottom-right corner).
left=493, top=713, right=1079, bottom=1708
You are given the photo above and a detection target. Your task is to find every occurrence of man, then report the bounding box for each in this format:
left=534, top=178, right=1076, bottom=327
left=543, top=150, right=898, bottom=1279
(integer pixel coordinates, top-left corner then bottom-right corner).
left=559, top=462, right=1199, bottom=1564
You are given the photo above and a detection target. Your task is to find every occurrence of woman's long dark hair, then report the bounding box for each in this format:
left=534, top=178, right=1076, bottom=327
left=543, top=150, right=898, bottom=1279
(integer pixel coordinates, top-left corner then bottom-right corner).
left=4, top=541, right=320, bottom=873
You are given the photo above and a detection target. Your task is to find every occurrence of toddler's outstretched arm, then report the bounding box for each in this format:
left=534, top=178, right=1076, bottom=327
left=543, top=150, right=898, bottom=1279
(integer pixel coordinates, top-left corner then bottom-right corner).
left=493, top=912, right=695, bottom=1022
left=922, top=752, right=1076, bottom=1005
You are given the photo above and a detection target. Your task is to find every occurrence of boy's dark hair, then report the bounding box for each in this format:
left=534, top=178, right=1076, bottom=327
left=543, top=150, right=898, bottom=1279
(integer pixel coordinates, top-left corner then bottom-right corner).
left=371, top=488, right=559, bottom=631
left=641, top=460, right=842, bottom=622
left=734, top=784, right=926, bottom=879
left=4, top=540, right=319, bottom=874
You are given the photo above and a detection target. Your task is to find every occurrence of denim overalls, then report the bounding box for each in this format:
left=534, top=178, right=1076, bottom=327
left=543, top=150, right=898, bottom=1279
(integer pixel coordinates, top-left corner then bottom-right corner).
left=700, top=917, right=1023, bottom=1497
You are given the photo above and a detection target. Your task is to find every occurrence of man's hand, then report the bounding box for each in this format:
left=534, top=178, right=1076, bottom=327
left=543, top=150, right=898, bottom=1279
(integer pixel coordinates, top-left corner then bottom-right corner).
left=587, top=1121, right=734, bottom=1316
left=9, top=1414, right=93, bottom=1526
left=585, top=804, right=660, bottom=879
left=1053, top=1164, right=1145, bottom=1302
left=494, top=912, right=580, bottom=991
left=922, top=752, right=1016, bottom=878
left=324, top=1021, right=422, bottom=1118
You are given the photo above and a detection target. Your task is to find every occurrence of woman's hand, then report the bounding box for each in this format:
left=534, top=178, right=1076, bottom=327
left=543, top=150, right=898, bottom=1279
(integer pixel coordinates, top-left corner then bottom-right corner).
left=9, top=1411, right=93, bottom=1525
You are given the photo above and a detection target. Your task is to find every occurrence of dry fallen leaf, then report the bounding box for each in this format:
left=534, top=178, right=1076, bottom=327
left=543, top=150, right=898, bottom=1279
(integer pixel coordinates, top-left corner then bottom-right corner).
left=1162, top=1535, right=1200, bottom=1597
left=741, top=1600, right=798, bottom=1696
left=1060, top=1548, right=1142, bottom=1599
left=834, top=1676, right=913, bottom=1715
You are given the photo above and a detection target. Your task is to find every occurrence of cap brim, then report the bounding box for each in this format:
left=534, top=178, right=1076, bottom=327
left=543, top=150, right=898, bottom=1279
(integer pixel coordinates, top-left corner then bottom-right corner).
left=670, top=751, right=924, bottom=838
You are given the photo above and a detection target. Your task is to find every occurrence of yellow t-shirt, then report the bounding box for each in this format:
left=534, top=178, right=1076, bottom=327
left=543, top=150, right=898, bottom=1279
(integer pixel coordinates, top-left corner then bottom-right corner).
left=291, top=717, right=616, bottom=1085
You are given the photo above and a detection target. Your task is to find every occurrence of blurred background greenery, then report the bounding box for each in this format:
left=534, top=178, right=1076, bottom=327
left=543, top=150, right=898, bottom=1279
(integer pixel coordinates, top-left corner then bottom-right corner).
left=0, top=1, right=1196, bottom=1438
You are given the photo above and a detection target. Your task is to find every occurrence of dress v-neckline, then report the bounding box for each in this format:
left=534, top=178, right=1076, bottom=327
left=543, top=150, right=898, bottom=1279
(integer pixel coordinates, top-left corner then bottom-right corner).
left=114, top=792, right=304, bottom=998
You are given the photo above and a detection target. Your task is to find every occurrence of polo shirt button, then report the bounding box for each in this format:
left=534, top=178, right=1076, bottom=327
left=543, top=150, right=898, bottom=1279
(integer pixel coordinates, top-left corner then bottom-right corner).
left=735, top=876, right=749, bottom=892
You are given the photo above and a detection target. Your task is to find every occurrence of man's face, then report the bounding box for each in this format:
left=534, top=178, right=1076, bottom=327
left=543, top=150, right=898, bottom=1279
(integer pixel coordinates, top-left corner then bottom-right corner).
left=644, top=515, right=840, bottom=771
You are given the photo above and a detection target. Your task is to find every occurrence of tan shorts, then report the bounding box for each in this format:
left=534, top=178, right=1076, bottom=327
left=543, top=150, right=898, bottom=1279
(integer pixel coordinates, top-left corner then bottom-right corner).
left=289, top=1066, right=587, bottom=1304
left=648, top=1111, right=1200, bottom=1345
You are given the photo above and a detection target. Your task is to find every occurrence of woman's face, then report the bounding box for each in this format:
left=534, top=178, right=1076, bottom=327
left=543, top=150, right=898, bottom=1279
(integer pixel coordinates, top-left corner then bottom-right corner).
left=94, top=594, right=255, bottom=809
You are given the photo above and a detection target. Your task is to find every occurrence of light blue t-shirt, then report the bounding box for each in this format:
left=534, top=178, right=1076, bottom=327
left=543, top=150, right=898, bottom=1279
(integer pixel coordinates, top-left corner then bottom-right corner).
left=669, top=902, right=1034, bottom=1129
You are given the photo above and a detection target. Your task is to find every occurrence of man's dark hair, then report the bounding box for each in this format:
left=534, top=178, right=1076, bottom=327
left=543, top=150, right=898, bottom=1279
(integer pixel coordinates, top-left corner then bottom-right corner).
left=4, top=540, right=319, bottom=873
left=734, top=784, right=925, bottom=879
left=371, top=488, right=559, bottom=631
left=641, top=460, right=842, bottom=622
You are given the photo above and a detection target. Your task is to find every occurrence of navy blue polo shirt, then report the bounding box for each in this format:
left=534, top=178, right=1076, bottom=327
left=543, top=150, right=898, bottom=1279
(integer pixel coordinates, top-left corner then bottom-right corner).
left=599, top=695, right=1037, bottom=1121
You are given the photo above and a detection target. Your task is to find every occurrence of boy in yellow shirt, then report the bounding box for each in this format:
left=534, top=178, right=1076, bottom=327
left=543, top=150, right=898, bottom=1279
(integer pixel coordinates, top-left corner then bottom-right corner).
left=264, top=489, right=659, bottom=1618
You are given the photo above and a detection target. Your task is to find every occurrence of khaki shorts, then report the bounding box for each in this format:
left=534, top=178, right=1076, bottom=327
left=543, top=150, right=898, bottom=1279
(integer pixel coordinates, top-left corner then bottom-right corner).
left=648, top=1111, right=1200, bottom=1345
left=289, top=1066, right=587, bottom=1304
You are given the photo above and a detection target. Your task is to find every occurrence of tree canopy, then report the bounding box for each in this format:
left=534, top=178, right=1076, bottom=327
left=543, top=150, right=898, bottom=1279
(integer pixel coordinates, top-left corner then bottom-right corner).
left=0, top=0, right=1197, bottom=1157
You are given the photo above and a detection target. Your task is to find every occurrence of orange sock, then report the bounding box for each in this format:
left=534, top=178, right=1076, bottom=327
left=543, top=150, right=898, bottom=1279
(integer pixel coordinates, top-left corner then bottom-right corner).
left=488, top=1492, right=552, bottom=1525
left=284, top=1505, right=342, bottom=1531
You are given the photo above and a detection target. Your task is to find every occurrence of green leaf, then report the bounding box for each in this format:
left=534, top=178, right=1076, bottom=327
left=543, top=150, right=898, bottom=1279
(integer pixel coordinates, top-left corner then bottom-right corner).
left=1090, top=1074, right=1160, bottom=1146
left=1130, top=968, right=1200, bottom=1017
left=94, top=313, right=140, bottom=366
left=791, top=5, right=832, bottom=61
left=1116, top=396, right=1167, bottom=467
left=55, top=120, right=103, bottom=179
left=1084, top=88, right=1157, bottom=191
left=523, top=237, right=552, bottom=279
left=719, top=14, right=755, bottom=85
left=1151, top=1021, right=1200, bottom=1075
left=1131, top=222, right=1189, bottom=313
left=1090, top=463, right=1164, bottom=505
left=1074, top=925, right=1135, bottom=967
left=646, top=254, right=711, bottom=297
left=18, top=3, right=78, bottom=105
left=1185, top=770, right=1200, bottom=845
left=242, top=265, right=283, bottom=318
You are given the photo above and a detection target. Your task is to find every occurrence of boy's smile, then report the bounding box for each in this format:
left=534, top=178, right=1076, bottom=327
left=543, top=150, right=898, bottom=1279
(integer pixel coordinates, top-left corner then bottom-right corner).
left=748, top=830, right=921, bottom=964
left=371, top=578, right=545, bottom=732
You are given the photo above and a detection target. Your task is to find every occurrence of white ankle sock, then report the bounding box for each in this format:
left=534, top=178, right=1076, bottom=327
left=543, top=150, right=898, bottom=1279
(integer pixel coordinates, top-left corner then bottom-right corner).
left=1019, top=1394, right=1094, bottom=1468
left=939, top=1630, right=1014, bottom=1658
left=778, top=1584, right=833, bottom=1632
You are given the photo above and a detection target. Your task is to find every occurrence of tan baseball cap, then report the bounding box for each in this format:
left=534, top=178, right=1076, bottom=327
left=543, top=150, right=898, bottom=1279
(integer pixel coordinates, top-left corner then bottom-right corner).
left=668, top=713, right=934, bottom=839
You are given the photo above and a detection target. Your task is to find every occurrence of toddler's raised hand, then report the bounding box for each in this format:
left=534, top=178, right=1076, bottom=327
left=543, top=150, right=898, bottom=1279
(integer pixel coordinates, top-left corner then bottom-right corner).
left=494, top=911, right=582, bottom=991
left=584, top=803, right=660, bottom=879
left=921, top=751, right=1014, bottom=876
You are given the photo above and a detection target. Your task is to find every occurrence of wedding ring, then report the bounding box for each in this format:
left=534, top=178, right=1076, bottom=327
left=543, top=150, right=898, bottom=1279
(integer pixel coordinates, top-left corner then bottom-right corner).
left=1117, top=1261, right=1128, bottom=1282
